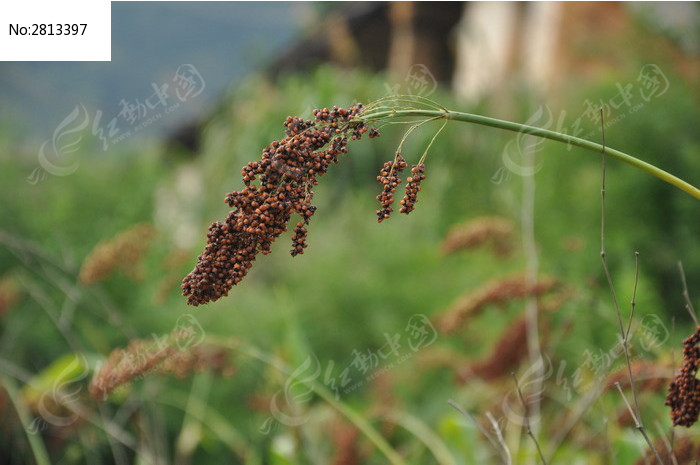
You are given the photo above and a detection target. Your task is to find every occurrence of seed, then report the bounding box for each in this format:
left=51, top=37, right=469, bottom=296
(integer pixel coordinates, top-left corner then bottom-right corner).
left=182, top=104, right=375, bottom=305
left=400, top=163, right=425, bottom=215
left=376, top=153, right=407, bottom=222
left=665, top=326, right=700, bottom=427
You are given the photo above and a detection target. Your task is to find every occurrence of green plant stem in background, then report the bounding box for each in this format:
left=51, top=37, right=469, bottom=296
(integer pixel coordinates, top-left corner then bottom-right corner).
left=206, top=337, right=408, bottom=465
left=1, top=376, right=51, bottom=465
left=358, top=109, right=700, bottom=199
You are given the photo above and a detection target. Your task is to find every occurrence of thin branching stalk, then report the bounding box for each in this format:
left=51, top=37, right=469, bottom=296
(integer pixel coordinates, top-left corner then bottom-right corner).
left=604, top=418, right=619, bottom=465
left=418, top=119, right=448, bottom=165
left=396, top=116, right=442, bottom=154
left=616, top=382, right=662, bottom=463
left=546, top=382, right=605, bottom=461
left=519, top=121, right=544, bottom=454
left=626, top=252, right=640, bottom=340
left=512, top=373, right=547, bottom=465
left=357, top=108, right=700, bottom=199
left=486, top=411, right=512, bottom=465
left=654, top=421, right=679, bottom=465
left=447, top=399, right=505, bottom=461
left=600, top=110, right=664, bottom=465
left=677, top=261, right=698, bottom=326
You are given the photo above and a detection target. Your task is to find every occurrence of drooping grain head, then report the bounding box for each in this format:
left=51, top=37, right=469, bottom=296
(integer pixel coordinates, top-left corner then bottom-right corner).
left=181, top=105, right=378, bottom=305
left=665, top=326, right=700, bottom=427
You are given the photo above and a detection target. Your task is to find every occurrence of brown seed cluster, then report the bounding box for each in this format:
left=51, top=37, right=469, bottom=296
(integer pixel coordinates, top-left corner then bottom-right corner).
left=290, top=221, right=308, bottom=256
left=436, top=275, right=558, bottom=334
left=441, top=216, right=514, bottom=257
left=90, top=333, right=233, bottom=401
left=79, top=223, right=156, bottom=285
left=160, top=346, right=234, bottom=380
left=665, top=326, right=700, bottom=427
left=376, top=153, right=407, bottom=222
left=90, top=339, right=173, bottom=400
left=458, top=315, right=530, bottom=382
left=605, top=360, right=671, bottom=394
left=399, top=163, right=425, bottom=214
left=181, top=105, right=377, bottom=305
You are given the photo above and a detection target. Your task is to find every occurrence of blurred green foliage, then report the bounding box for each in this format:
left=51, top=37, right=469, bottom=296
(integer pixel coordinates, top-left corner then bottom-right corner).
left=0, top=63, right=697, bottom=464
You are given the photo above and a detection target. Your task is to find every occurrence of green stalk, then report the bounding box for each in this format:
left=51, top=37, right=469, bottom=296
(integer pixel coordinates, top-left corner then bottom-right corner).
left=358, top=109, right=700, bottom=199
left=308, top=378, right=407, bottom=465
left=1, top=375, right=51, bottom=465
left=205, top=337, right=407, bottom=465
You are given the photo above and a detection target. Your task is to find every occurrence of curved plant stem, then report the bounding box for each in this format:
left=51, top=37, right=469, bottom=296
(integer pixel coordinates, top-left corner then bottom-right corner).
left=447, top=399, right=504, bottom=460
left=1, top=375, right=51, bottom=465
left=308, top=376, right=406, bottom=465
left=512, top=373, right=547, bottom=465
left=158, top=389, right=258, bottom=464
left=385, top=410, right=458, bottom=465
left=357, top=109, right=700, bottom=199
left=205, top=336, right=407, bottom=465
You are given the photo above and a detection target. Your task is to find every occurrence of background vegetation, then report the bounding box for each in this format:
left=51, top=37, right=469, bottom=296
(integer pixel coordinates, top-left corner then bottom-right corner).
left=0, top=4, right=698, bottom=464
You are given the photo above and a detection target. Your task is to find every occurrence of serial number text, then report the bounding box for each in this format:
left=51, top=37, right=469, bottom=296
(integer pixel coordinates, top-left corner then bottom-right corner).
left=9, top=24, right=87, bottom=36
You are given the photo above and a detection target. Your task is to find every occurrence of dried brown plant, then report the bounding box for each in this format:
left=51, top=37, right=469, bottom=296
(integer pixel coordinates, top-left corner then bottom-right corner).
left=634, top=436, right=698, bottom=465
left=441, top=216, right=514, bottom=257
left=181, top=105, right=380, bottom=305
left=665, top=326, right=700, bottom=427
left=436, top=275, right=557, bottom=334
left=457, top=314, right=534, bottom=382
left=79, top=223, right=156, bottom=285
left=90, top=339, right=171, bottom=400
left=605, top=359, right=672, bottom=394
left=90, top=330, right=232, bottom=401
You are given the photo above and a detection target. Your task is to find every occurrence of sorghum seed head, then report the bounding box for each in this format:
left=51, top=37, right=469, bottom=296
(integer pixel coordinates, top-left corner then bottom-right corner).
left=80, top=224, right=156, bottom=285
left=182, top=105, right=379, bottom=305
left=399, top=163, right=425, bottom=215
left=376, top=153, right=407, bottom=223
left=665, top=326, right=700, bottom=427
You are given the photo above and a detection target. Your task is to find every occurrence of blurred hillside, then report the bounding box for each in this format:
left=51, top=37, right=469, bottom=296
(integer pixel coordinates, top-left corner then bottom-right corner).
left=0, top=2, right=306, bottom=141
